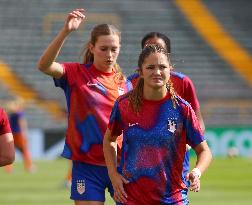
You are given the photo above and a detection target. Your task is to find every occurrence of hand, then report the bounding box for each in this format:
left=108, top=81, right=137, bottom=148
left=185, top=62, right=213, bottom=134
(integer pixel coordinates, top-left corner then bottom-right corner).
left=187, top=171, right=201, bottom=192
left=64, top=8, right=86, bottom=32
left=110, top=172, right=129, bottom=204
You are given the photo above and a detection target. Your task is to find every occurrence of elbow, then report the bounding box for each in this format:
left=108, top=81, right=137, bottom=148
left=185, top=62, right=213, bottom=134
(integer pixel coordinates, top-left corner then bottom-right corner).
left=209, top=149, right=213, bottom=162
left=37, top=60, right=47, bottom=73
left=0, top=154, right=15, bottom=167
left=37, top=56, right=51, bottom=73
left=8, top=153, right=15, bottom=164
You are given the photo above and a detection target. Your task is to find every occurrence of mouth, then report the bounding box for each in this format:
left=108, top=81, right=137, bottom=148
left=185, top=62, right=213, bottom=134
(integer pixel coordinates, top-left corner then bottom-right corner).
left=152, top=78, right=163, bottom=81
left=106, top=59, right=113, bottom=64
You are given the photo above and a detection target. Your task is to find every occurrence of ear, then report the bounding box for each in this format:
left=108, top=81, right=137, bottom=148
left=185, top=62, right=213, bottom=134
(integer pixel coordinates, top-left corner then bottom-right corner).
left=139, top=69, right=144, bottom=78
left=88, top=43, right=94, bottom=54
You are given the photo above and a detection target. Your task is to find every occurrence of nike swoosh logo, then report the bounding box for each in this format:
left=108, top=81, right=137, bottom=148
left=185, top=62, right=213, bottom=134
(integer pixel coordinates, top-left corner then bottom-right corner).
left=87, top=81, right=98, bottom=86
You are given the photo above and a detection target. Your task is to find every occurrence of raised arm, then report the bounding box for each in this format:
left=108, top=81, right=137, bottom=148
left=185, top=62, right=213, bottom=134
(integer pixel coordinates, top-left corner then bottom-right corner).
left=37, top=8, right=86, bottom=79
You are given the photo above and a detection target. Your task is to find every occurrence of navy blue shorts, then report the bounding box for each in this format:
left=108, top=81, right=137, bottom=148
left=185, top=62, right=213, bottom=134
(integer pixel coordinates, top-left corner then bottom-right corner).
left=71, top=161, right=114, bottom=202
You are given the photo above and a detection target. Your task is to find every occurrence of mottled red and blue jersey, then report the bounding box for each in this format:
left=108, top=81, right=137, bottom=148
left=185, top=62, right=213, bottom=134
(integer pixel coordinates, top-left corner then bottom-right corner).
left=127, top=71, right=200, bottom=182
left=108, top=93, right=204, bottom=204
left=0, top=107, right=11, bottom=135
left=54, top=63, right=132, bottom=166
left=9, top=112, right=24, bottom=134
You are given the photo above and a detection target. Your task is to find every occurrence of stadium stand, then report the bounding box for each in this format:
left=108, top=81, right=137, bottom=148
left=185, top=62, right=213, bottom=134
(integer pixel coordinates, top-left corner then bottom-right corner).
left=0, top=0, right=251, bottom=129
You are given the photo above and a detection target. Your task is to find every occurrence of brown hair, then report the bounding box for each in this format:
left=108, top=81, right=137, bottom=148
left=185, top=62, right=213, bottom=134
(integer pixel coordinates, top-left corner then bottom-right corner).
left=81, top=24, right=125, bottom=83
left=141, top=32, right=171, bottom=53
left=129, top=44, right=178, bottom=113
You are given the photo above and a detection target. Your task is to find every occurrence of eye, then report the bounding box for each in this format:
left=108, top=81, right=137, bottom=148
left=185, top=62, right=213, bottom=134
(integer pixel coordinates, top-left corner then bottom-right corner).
left=146, top=65, right=155, bottom=70
left=159, top=65, right=168, bottom=70
left=111, top=47, right=118, bottom=52
left=100, top=47, right=107, bottom=51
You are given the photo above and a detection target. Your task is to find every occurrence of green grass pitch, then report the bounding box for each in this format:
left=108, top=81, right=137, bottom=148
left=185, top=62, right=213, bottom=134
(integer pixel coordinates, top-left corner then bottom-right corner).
left=0, top=157, right=252, bottom=205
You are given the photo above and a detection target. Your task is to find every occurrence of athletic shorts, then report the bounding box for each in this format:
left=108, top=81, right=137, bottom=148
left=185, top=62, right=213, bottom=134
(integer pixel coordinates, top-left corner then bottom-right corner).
left=71, top=161, right=114, bottom=202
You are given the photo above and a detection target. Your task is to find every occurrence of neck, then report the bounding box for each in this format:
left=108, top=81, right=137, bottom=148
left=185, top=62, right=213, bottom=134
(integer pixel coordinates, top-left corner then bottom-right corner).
left=143, top=86, right=167, bottom=101
left=93, top=62, right=113, bottom=73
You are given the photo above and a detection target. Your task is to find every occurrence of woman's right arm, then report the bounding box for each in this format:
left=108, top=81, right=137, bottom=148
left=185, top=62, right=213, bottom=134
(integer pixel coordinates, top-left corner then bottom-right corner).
left=37, top=8, right=85, bottom=79
left=0, top=133, right=15, bottom=166
left=103, top=129, right=128, bottom=203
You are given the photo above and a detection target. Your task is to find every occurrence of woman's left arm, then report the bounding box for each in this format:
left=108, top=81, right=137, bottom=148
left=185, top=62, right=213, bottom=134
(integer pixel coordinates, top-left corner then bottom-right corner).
left=188, top=141, right=212, bottom=192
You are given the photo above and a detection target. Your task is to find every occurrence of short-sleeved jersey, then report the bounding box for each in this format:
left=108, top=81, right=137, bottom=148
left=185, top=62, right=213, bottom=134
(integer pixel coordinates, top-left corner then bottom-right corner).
left=108, top=94, right=204, bottom=204
left=9, top=112, right=24, bottom=134
left=127, top=71, right=200, bottom=111
left=127, top=71, right=200, bottom=181
left=54, top=63, right=132, bottom=166
left=0, top=108, right=11, bottom=135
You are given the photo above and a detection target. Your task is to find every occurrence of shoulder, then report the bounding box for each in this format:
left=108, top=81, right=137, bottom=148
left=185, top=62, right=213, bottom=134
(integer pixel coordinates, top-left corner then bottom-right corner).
left=16, top=111, right=24, bottom=118
left=61, top=62, right=92, bottom=72
left=0, top=107, right=3, bottom=115
left=171, top=71, right=195, bottom=87
left=116, top=92, right=130, bottom=104
left=127, top=72, right=140, bottom=88
left=171, top=71, right=187, bottom=79
left=176, top=95, right=191, bottom=107
left=127, top=72, right=140, bottom=81
left=0, top=108, right=7, bottom=118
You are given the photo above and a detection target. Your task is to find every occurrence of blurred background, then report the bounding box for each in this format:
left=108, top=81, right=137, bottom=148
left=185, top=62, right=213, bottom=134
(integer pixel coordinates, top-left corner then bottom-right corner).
left=0, top=0, right=252, bottom=204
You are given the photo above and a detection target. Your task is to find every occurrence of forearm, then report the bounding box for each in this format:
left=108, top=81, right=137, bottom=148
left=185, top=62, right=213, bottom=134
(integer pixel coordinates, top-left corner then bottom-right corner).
left=103, top=130, right=118, bottom=176
left=194, top=142, right=212, bottom=175
left=37, top=28, right=70, bottom=74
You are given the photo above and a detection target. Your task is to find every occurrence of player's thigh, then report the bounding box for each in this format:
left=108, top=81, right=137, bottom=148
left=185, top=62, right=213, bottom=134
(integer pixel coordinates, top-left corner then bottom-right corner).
left=75, top=200, right=104, bottom=205
left=13, top=133, right=27, bottom=150
left=71, top=161, right=111, bottom=202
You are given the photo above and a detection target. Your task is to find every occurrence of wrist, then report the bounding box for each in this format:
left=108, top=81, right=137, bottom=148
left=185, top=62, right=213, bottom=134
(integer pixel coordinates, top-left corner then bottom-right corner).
left=108, top=168, right=118, bottom=176
left=60, top=27, right=72, bottom=36
left=192, top=167, right=201, bottom=178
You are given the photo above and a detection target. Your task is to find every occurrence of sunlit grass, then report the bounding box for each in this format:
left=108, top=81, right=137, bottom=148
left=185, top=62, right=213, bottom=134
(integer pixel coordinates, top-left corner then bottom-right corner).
left=0, top=157, right=252, bottom=205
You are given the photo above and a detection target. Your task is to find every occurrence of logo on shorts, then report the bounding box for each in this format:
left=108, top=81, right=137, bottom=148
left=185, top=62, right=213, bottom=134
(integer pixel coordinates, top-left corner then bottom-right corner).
left=77, top=180, right=85, bottom=195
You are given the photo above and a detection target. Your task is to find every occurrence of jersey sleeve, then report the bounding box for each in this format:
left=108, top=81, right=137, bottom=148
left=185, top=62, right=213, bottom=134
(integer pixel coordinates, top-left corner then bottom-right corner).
left=0, top=108, right=11, bottom=135
left=183, top=76, right=200, bottom=111
left=54, top=62, right=79, bottom=88
left=182, top=104, right=204, bottom=148
left=108, top=100, right=124, bottom=137
left=127, top=72, right=140, bottom=88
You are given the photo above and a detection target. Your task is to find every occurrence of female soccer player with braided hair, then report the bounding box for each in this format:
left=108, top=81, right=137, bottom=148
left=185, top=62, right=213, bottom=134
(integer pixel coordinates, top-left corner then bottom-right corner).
left=38, top=8, right=132, bottom=205
left=128, top=32, right=205, bottom=132
left=127, top=32, right=205, bottom=186
left=103, top=44, right=212, bottom=205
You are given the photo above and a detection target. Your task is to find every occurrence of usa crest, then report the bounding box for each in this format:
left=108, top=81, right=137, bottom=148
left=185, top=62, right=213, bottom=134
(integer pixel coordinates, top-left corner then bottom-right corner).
left=118, top=87, right=124, bottom=96
left=77, top=180, right=85, bottom=195
left=167, top=118, right=177, bottom=133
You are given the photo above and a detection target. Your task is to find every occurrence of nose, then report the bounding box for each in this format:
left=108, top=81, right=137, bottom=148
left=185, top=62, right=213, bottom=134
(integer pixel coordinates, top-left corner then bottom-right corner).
left=153, top=67, right=161, bottom=75
left=106, top=50, right=112, bottom=57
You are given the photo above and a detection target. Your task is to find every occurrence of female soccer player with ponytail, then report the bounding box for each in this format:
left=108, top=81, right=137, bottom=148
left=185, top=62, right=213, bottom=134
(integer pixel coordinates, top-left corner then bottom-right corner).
left=38, top=8, right=132, bottom=205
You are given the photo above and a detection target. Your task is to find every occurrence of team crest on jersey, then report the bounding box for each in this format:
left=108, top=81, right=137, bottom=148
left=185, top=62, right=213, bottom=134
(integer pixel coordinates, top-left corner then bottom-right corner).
left=167, top=118, right=177, bottom=133
left=77, top=180, right=85, bottom=195
left=118, top=87, right=125, bottom=96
